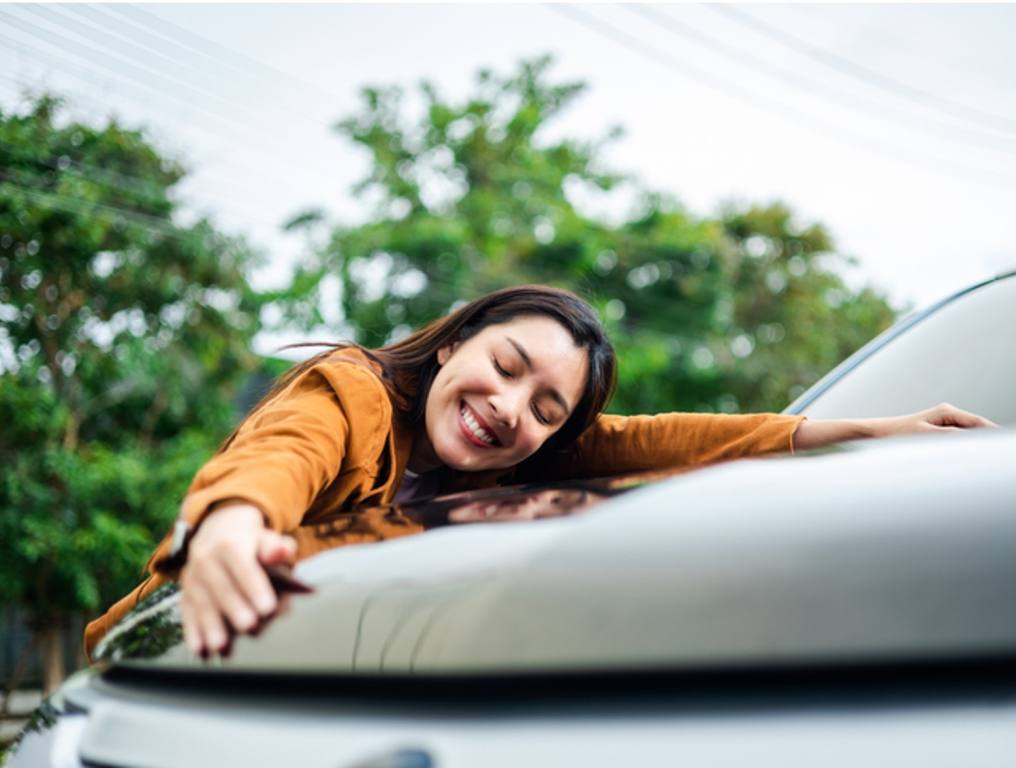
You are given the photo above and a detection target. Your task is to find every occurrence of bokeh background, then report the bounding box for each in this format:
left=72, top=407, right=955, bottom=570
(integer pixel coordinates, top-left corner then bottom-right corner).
left=1, top=2, right=1014, bottom=719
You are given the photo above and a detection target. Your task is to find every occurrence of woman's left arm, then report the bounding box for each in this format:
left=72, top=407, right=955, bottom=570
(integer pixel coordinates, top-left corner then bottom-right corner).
left=792, top=402, right=998, bottom=451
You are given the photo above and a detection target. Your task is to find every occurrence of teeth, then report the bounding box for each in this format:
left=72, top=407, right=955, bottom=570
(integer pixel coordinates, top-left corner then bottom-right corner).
left=461, top=405, right=496, bottom=445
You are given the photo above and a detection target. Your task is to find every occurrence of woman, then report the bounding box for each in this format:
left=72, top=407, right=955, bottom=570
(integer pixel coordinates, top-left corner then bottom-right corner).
left=83, top=285, right=994, bottom=658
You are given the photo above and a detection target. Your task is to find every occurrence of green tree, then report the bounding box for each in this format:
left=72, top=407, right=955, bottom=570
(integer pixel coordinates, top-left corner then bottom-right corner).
left=283, top=55, right=896, bottom=416
left=0, top=95, right=263, bottom=691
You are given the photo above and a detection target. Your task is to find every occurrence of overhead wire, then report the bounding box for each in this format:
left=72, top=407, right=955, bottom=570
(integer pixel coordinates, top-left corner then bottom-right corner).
left=0, top=8, right=259, bottom=136
left=1, top=174, right=195, bottom=243
left=0, top=34, right=307, bottom=220
left=706, top=3, right=1016, bottom=140
left=0, top=37, right=343, bottom=227
left=545, top=4, right=1014, bottom=189
left=0, top=8, right=344, bottom=191
left=0, top=140, right=173, bottom=206
left=21, top=4, right=265, bottom=122
left=106, top=3, right=347, bottom=104
left=625, top=4, right=1016, bottom=158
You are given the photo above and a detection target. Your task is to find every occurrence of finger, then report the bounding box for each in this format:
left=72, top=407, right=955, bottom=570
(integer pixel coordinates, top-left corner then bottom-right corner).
left=932, top=404, right=998, bottom=429
left=200, top=559, right=260, bottom=635
left=185, top=575, right=230, bottom=655
left=257, top=531, right=297, bottom=567
left=221, top=546, right=278, bottom=619
left=198, top=608, right=229, bottom=657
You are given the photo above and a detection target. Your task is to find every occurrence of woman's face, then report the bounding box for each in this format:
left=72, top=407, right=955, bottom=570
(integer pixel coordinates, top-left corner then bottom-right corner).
left=419, top=315, right=589, bottom=472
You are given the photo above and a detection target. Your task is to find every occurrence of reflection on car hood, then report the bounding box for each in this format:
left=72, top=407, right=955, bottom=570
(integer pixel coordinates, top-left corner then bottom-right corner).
left=96, top=430, right=1016, bottom=676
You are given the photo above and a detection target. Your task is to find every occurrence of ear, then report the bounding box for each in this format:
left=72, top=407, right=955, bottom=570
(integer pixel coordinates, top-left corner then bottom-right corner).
left=437, top=341, right=458, bottom=365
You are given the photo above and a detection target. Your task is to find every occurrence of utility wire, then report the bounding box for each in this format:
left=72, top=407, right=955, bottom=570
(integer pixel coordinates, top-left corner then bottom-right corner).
left=0, top=139, right=172, bottom=205
left=22, top=4, right=264, bottom=122
left=706, top=3, right=1016, bottom=140
left=626, top=4, right=1016, bottom=157
left=0, top=8, right=258, bottom=135
left=107, top=3, right=346, bottom=104
left=0, top=34, right=311, bottom=214
left=546, top=4, right=1013, bottom=189
left=1, top=175, right=192, bottom=242
left=63, top=4, right=255, bottom=100
left=0, top=138, right=269, bottom=220
left=0, top=8, right=340, bottom=188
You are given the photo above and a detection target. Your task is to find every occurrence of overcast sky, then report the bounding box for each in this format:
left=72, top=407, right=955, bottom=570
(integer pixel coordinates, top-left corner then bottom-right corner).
left=3, top=3, right=1015, bottom=353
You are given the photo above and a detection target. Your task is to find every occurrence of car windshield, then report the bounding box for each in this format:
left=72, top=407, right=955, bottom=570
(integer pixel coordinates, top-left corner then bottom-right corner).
left=790, top=273, right=1016, bottom=426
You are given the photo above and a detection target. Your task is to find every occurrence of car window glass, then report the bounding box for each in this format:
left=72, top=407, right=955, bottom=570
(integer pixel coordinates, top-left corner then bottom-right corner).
left=797, top=275, right=1016, bottom=426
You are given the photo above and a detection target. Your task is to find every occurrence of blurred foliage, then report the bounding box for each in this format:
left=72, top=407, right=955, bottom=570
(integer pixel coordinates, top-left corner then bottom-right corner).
left=0, top=95, right=263, bottom=639
left=281, top=54, right=897, bottom=415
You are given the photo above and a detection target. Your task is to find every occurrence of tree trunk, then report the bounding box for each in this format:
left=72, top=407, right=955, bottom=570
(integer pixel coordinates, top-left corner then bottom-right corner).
left=0, top=640, right=34, bottom=718
left=38, top=624, right=65, bottom=696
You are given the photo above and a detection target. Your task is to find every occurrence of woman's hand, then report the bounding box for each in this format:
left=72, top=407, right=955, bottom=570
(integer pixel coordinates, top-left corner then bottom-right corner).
left=793, top=402, right=998, bottom=451
left=180, top=503, right=296, bottom=657
left=869, top=402, right=999, bottom=437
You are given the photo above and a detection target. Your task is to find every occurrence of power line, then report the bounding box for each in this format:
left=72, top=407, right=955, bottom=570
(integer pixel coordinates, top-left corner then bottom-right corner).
left=0, top=139, right=171, bottom=205
left=706, top=3, right=1016, bottom=140
left=108, top=3, right=345, bottom=104
left=21, top=4, right=263, bottom=122
left=625, top=4, right=1016, bottom=158
left=545, top=4, right=1014, bottom=190
left=0, top=8, right=254, bottom=135
left=0, top=34, right=312, bottom=216
left=0, top=8, right=340, bottom=189
left=1, top=174, right=192, bottom=242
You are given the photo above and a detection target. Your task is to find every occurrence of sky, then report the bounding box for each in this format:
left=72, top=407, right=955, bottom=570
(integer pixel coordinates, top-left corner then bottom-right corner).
left=2, top=3, right=1015, bottom=354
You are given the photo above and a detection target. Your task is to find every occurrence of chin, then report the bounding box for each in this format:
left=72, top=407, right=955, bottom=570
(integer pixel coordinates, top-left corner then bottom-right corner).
left=435, top=439, right=509, bottom=472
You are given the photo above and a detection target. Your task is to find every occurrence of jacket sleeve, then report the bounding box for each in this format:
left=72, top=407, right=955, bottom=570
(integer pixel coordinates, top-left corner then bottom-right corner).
left=533, top=411, right=806, bottom=479
left=176, top=360, right=388, bottom=534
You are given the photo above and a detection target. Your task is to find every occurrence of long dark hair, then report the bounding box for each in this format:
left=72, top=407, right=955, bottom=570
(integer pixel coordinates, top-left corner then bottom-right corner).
left=224, top=285, right=617, bottom=458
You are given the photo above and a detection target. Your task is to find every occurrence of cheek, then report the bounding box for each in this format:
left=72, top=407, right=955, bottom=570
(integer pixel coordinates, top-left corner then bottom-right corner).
left=513, top=425, right=553, bottom=458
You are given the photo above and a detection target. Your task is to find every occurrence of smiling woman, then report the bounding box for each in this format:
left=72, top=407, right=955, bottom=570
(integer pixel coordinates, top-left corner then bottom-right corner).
left=82, top=284, right=995, bottom=659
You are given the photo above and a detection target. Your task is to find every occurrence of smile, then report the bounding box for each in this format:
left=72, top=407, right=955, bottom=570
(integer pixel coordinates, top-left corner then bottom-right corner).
left=459, top=402, right=500, bottom=448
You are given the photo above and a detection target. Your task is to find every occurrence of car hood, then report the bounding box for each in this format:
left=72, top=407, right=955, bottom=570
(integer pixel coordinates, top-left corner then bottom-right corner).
left=94, top=429, right=1016, bottom=676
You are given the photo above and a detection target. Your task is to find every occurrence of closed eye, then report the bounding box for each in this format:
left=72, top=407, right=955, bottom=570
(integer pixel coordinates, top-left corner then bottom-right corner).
left=493, top=356, right=513, bottom=379
left=532, top=405, right=550, bottom=425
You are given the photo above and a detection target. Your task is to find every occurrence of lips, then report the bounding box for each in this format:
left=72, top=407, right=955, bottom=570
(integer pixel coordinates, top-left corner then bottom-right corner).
left=459, top=401, right=501, bottom=448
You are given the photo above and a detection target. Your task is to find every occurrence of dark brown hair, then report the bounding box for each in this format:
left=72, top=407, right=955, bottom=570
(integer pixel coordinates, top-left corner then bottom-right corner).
left=225, top=285, right=617, bottom=460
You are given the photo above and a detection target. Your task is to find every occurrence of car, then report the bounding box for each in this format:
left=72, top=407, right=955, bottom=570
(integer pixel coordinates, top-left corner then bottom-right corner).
left=7, top=270, right=1016, bottom=768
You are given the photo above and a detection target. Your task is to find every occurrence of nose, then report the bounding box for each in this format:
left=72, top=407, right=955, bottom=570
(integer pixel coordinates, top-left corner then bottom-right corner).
left=489, top=386, right=524, bottom=430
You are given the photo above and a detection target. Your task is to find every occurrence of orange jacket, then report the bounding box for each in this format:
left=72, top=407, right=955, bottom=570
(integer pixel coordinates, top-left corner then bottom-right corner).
left=84, top=348, right=804, bottom=656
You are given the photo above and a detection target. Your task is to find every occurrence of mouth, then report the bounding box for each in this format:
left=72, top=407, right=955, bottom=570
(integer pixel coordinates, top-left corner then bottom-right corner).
left=459, top=401, right=502, bottom=448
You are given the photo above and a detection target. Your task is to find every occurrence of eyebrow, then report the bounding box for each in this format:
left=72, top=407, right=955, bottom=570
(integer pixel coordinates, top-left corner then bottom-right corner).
left=505, top=336, right=573, bottom=416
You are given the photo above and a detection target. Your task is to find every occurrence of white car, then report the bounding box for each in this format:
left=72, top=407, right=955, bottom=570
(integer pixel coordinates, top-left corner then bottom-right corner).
left=8, top=270, right=1016, bottom=768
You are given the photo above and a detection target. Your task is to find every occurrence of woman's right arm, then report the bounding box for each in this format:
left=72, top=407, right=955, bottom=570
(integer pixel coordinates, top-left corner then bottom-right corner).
left=166, top=361, right=390, bottom=656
